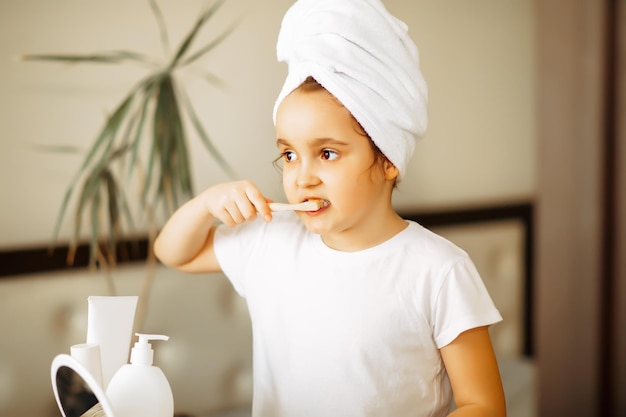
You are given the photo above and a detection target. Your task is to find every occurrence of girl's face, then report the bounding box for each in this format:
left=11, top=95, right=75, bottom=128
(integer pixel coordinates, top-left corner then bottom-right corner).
left=275, top=87, right=399, bottom=250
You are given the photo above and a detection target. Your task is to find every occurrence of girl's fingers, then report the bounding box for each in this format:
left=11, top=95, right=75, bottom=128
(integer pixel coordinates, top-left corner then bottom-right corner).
left=204, top=181, right=271, bottom=226
left=246, top=188, right=272, bottom=222
left=214, top=206, right=238, bottom=227
left=232, top=192, right=258, bottom=222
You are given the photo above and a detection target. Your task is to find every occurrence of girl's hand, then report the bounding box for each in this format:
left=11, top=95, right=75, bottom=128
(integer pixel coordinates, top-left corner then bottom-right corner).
left=201, top=180, right=272, bottom=227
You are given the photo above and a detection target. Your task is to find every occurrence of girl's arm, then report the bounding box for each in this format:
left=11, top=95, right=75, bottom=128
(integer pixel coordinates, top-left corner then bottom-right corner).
left=440, top=326, right=507, bottom=417
left=153, top=180, right=272, bottom=273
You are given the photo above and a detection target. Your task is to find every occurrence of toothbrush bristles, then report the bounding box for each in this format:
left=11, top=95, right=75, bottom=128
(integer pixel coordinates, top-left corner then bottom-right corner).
left=308, top=199, right=328, bottom=209
left=311, top=199, right=328, bottom=209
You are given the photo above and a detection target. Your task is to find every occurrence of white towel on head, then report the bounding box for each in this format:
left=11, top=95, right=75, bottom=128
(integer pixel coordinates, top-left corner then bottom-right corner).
left=273, top=0, right=428, bottom=180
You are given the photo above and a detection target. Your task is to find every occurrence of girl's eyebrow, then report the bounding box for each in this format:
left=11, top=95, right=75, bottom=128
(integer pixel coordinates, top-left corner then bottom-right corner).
left=276, top=137, right=349, bottom=147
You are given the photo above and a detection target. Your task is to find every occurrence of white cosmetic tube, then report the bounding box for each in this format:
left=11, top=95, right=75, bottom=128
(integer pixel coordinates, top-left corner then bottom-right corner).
left=86, top=296, right=138, bottom=389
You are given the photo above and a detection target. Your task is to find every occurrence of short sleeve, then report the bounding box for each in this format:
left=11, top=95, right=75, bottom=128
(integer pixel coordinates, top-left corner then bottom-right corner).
left=432, top=258, right=502, bottom=348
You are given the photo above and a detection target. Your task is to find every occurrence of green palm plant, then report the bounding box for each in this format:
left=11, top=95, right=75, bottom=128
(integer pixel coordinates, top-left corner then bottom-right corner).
left=25, top=0, right=236, bottom=267
left=24, top=0, right=237, bottom=326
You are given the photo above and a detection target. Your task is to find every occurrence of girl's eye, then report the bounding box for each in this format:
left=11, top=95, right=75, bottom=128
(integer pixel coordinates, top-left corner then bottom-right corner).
left=321, top=149, right=339, bottom=161
left=283, top=150, right=297, bottom=162
left=273, top=150, right=297, bottom=173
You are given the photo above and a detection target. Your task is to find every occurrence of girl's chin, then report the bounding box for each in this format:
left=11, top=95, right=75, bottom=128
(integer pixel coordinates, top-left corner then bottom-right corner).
left=299, top=216, right=333, bottom=235
left=301, top=224, right=328, bottom=235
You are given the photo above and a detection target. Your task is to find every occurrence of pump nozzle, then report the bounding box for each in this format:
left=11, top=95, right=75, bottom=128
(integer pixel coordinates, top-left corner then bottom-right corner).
left=136, top=333, right=170, bottom=344
left=130, top=333, right=169, bottom=365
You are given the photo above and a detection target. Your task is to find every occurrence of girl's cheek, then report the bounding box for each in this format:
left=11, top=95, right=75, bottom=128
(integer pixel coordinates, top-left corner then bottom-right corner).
left=282, top=167, right=296, bottom=187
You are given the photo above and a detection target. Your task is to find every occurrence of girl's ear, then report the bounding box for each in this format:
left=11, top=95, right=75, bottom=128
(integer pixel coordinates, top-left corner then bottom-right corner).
left=383, top=159, right=399, bottom=181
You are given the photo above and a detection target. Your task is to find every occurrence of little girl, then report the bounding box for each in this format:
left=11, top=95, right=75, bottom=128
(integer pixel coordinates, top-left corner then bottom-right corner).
left=154, top=1, right=506, bottom=416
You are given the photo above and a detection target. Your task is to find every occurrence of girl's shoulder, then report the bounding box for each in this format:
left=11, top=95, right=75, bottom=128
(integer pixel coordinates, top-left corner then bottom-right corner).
left=399, top=221, right=467, bottom=255
left=395, top=220, right=471, bottom=267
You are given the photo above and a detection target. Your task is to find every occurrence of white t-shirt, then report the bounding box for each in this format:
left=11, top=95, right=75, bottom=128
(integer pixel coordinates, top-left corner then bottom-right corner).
left=214, top=211, right=502, bottom=417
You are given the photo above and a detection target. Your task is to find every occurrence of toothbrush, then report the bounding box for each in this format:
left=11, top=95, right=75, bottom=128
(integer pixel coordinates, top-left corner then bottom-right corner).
left=269, top=200, right=328, bottom=212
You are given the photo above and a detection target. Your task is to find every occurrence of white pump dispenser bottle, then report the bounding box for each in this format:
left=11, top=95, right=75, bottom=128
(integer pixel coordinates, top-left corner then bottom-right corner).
left=106, top=333, right=174, bottom=417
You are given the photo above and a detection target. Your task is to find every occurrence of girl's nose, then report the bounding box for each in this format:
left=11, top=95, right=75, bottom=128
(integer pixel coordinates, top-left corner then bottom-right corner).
left=295, top=161, right=321, bottom=188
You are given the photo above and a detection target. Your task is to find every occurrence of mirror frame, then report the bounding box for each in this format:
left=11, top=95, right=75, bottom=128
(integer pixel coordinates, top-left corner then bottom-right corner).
left=51, top=354, right=116, bottom=417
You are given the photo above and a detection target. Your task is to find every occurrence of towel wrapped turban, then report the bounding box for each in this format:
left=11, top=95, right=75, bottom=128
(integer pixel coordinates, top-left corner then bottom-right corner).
left=273, top=0, right=428, bottom=180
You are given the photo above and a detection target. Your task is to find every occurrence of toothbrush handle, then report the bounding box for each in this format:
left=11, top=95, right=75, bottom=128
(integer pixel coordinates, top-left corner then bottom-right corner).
left=269, top=202, right=298, bottom=211
left=269, top=202, right=318, bottom=211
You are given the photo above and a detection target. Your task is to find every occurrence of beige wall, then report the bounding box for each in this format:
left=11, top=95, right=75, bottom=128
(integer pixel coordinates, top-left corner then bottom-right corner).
left=0, top=0, right=535, bottom=248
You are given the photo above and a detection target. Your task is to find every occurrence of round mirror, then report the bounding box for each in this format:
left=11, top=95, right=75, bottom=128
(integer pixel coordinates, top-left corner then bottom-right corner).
left=51, top=354, right=115, bottom=417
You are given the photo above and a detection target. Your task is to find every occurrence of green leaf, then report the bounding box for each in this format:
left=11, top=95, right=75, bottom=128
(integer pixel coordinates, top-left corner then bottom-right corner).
left=117, top=180, right=136, bottom=235
left=76, top=91, right=134, bottom=177
left=66, top=166, right=102, bottom=264
left=89, top=181, right=102, bottom=267
left=30, top=144, right=83, bottom=154
left=142, top=124, right=158, bottom=206
left=155, top=75, right=187, bottom=212
left=22, top=50, right=154, bottom=66
left=50, top=184, right=77, bottom=253
left=102, top=168, right=120, bottom=261
left=149, top=0, right=170, bottom=55
left=180, top=18, right=240, bottom=68
left=195, top=70, right=226, bottom=89
left=166, top=79, right=193, bottom=197
left=127, top=77, right=159, bottom=181
left=168, top=0, right=227, bottom=69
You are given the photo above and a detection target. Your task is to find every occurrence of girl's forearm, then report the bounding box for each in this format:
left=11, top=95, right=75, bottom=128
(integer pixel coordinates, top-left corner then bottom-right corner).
left=153, top=195, right=215, bottom=268
left=154, top=180, right=270, bottom=271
